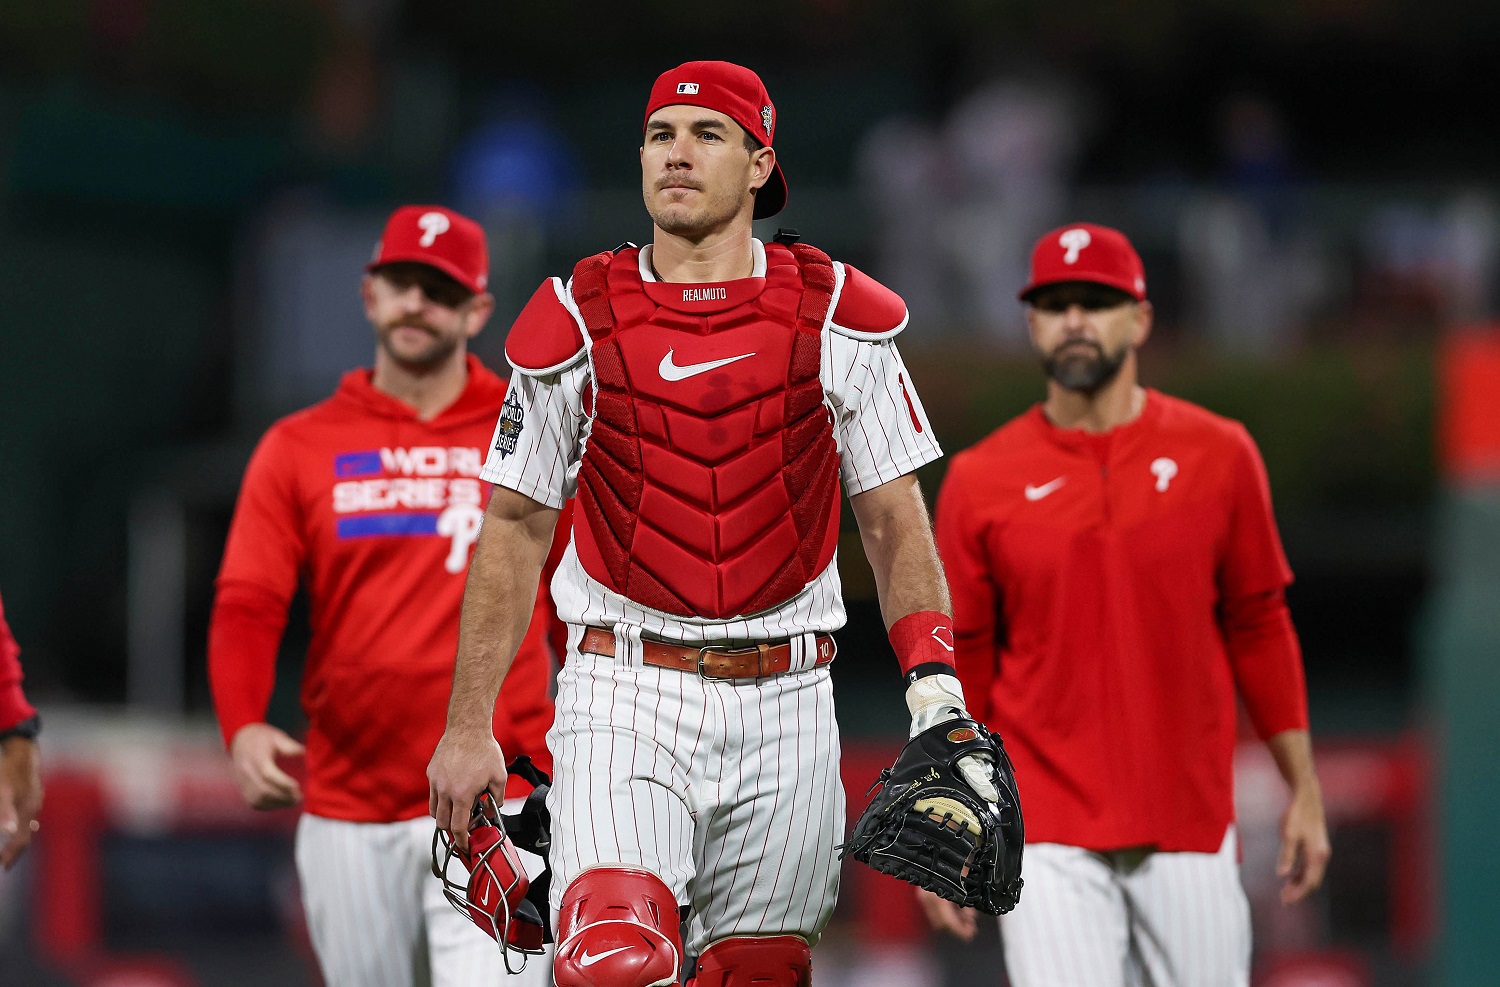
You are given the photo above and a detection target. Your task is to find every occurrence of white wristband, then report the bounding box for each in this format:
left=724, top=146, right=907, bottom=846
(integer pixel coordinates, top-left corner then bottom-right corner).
left=905, top=673, right=967, bottom=737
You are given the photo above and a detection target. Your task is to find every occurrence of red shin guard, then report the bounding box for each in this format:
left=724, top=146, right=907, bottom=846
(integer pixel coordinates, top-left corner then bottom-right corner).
left=688, top=935, right=812, bottom=987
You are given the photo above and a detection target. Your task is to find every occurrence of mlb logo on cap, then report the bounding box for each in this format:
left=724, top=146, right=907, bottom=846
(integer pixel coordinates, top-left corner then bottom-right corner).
left=677, top=83, right=700, bottom=94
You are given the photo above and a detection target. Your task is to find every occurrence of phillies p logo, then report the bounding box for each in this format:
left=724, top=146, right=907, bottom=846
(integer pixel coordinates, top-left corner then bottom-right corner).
left=418, top=211, right=451, bottom=248
left=1059, top=228, right=1092, bottom=264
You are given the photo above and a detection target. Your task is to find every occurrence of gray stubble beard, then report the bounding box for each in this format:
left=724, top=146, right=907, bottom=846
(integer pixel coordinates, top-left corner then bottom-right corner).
left=1043, top=342, right=1129, bottom=395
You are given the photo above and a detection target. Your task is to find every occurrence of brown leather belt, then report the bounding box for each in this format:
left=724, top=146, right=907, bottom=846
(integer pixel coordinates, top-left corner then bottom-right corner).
left=579, top=627, right=836, bottom=680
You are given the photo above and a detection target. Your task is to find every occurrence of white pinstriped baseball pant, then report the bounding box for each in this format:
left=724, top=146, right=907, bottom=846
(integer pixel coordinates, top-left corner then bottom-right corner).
left=545, top=641, right=846, bottom=957
left=999, top=826, right=1251, bottom=987
left=296, top=813, right=551, bottom=987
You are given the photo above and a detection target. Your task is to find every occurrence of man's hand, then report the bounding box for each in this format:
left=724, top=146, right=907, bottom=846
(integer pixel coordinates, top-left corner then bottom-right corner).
left=1265, top=729, right=1330, bottom=905
left=0, top=737, right=42, bottom=870
left=916, top=888, right=977, bottom=941
left=1277, top=780, right=1331, bottom=904
left=229, top=723, right=305, bottom=811
left=428, top=728, right=508, bottom=853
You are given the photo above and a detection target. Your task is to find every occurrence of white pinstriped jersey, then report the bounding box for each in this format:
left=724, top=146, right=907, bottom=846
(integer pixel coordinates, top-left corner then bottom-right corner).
left=480, top=242, right=942, bottom=645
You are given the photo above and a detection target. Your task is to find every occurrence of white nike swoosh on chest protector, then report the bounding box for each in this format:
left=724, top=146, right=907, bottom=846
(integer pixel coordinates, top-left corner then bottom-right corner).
left=658, top=348, right=756, bottom=381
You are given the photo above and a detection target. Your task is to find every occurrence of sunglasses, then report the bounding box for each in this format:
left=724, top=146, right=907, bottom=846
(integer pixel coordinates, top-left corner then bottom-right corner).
left=1029, top=284, right=1135, bottom=313
left=375, top=263, right=476, bottom=309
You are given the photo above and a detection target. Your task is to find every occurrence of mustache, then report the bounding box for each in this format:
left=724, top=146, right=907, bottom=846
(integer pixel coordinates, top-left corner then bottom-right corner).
left=384, top=320, right=438, bottom=335
left=655, top=177, right=704, bottom=192
left=1050, top=338, right=1103, bottom=358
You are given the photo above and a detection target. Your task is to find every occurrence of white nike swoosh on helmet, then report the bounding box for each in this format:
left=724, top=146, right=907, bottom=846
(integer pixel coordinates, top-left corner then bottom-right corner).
left=658, top=348, right=756, bottom=381
left=1024, top=477, right=1066, bottom=501
left=579, top=945, right=634, bottom=967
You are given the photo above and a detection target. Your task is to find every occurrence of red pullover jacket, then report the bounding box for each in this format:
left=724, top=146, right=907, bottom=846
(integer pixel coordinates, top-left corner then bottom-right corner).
left=936, top=391, right=1308, bottom=852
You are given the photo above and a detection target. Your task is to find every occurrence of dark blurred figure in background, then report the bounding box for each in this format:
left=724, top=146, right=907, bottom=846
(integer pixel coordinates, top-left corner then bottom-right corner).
left=944, top=75, right=1083, bottom=340
left=922, top=224, right=1331, bottom=986
left=208, top=205, right=556, bottom=986
left=859, top=71, right=1084, bottom=341
left=857, top=114, right=954, bottom=330
left=0, top=591, right=42, bottom=871
left=450, top=85, right=582, bottom=346
left=1178, top=92, right=1327, bottom=353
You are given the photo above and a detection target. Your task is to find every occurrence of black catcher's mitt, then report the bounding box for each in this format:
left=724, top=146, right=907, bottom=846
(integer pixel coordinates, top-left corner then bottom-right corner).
left=843, top=714, right=1024, bottom=915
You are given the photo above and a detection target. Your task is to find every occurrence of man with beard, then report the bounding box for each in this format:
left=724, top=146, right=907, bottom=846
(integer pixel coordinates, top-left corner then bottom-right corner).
left=210, top=205, right=557, bottom=986
left=920, top=223, right=1331, bottom=986
left=427, top=61, right=997, bottom=987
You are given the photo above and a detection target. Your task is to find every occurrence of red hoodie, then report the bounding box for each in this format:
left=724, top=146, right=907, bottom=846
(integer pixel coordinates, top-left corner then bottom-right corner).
left=0, top=593, right=36, bottom=732
left=209, top=355, right=555, bottom=822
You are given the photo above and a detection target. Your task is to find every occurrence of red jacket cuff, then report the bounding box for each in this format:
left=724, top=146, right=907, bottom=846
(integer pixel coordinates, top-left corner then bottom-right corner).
left=0, top=681, right=36, bottom=733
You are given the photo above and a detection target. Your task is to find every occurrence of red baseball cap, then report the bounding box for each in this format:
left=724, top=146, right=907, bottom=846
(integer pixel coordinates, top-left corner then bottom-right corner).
left=367, top=205, right=489, bottom=295
left=644, top=60, right=788, bottom=219
left=1019, top=223, right=1147, bottom=302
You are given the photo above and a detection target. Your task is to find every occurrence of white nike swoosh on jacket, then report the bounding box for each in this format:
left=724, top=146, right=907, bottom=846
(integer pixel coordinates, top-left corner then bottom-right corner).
left=1024, top=477, right=1066, bottom=501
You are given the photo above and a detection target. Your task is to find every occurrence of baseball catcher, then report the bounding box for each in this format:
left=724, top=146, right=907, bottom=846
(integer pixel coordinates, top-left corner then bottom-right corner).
left=432, top=756, right=553, bottom=974
left=844, top=685, right=1024, bottom=915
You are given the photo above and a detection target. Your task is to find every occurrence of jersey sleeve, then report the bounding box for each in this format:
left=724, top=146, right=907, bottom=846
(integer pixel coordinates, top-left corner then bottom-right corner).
left=826, top=334, right=943, bottom=495
left=208, top=427, right=306, bottom=747
left=1218, top=425, right=1309, bottom=738
left=935, top=456, right=1001, bottom=723
left=0, top=594, right=37, bottom=732
left=479, top=363, right=590, bottom=508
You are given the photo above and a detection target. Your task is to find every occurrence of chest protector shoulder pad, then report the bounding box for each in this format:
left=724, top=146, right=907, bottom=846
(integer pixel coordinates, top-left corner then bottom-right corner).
left=571, top=242, right=841, bottom=619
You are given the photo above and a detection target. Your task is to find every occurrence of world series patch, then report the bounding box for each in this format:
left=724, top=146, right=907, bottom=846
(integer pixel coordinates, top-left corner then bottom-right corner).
left=494, top=392, right=524, bottom=459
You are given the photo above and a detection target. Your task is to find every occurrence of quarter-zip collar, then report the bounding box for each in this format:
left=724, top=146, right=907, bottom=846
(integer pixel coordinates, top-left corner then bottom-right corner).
left=1028, top=388, right=1164, bottom=462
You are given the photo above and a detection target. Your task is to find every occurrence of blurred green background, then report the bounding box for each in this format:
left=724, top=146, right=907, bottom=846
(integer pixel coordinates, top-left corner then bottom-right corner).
left=3, top=1, right=1499, bottom=984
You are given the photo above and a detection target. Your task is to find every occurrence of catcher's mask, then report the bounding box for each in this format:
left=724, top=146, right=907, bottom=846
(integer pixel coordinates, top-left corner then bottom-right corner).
left=431, top=756, right=553, bottom=974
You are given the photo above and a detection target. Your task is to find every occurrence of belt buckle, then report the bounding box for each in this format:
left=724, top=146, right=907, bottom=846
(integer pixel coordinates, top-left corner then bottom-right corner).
left=697, top=643, right=772, bottom=679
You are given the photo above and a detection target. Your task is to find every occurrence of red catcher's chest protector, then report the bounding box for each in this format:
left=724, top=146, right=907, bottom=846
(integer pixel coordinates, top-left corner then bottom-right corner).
left=569, top=242, right=841, bottom=619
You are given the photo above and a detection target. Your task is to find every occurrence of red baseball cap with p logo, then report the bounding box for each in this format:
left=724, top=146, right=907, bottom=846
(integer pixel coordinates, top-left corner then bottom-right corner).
left=644, top=60, right=788, bottom=219
left=1019, top=223, right=1147, bottom=302
left=367, top=205, right=489, bottom=296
